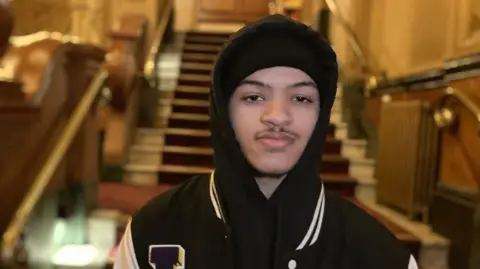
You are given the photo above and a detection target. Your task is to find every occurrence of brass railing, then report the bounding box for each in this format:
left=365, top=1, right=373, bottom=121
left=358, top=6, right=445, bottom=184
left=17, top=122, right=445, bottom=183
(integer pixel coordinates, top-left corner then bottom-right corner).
left=144, top=0, right=173, bottom=87
left=433, top=86, right=480, bottom=134
left=1, top=70, right=108, bottom=257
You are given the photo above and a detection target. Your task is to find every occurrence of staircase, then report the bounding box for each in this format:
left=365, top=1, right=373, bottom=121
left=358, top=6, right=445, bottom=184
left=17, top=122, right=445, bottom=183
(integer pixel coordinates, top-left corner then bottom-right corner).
left=96, top=31, right=450, bottom=268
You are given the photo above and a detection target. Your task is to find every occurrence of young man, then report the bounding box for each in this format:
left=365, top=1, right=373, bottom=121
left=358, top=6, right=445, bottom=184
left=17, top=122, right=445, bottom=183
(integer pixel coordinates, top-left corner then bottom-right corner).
left=115, top=15, right=419, bottom=269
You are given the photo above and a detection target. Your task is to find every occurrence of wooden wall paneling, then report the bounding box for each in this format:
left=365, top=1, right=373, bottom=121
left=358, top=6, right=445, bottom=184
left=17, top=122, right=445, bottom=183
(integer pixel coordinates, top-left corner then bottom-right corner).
left=9, top=0, right=72, bottom=35
left=446, top=0, right=480, bottom=60
left=430, top=187, right=477, bottom=269
left=69, top=0, right=112, bottom=46
left=436, top=76, right=480, bottom=195
left=428, top=55, right=480, bottom=269
left=241, top=0, right=270, bottom=15
left=356, top=0, right=449, bottom=77
left=196, top=0, right=270, bottom=23
left=109, top=0, right=159, bottom=49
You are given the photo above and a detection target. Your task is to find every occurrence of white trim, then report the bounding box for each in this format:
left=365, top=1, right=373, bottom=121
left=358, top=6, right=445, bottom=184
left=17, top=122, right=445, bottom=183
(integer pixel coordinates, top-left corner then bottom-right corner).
left=209, top=171, right=223, bottom=220
left=208, top=170, right=326, bottom=251
left=310, top=187, right=326, bottom=246
left=408, top=255, right=419, bottom=269
left=296, top=184, right=325, bottom=250
left=113, top=221, right=140, bottom=269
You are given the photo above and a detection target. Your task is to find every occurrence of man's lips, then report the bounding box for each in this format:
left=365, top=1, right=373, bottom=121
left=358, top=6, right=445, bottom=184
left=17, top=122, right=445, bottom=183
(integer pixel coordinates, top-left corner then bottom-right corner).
left=256, top=133, right=295, bottom=148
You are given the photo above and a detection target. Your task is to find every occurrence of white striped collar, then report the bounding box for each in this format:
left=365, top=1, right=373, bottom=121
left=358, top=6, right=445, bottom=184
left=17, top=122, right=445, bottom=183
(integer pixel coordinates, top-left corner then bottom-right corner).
left=208, top=170, right=326, bottom=250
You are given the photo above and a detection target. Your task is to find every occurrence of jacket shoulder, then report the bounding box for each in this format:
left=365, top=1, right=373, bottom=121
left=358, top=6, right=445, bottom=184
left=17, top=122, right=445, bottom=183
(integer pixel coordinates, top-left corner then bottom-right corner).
left=326, top=192, right=412, bottom=267
left=130, top=175, right=210, bottom=238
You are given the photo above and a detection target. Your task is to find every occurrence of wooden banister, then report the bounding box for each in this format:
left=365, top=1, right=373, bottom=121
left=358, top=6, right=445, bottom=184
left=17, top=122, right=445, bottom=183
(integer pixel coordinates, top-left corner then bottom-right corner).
left=1, top=70, right=108, bottom=255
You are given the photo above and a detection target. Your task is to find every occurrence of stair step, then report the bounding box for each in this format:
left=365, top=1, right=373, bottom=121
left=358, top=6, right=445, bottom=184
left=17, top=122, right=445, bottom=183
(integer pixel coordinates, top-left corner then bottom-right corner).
left=166, top=127, right=210, bottom=136
left=137, top=126, right=341, bottom=153
left=170, top=112, right=210, bottom=121
left=125, top=163, right=355, bottom=193
left=187, top=31, right=232, bottom=39
left=176, top=85, right=210, bottom=94
left=171, top=99, right=210, bottom=114
left=168, top=114, right=210, bottom=129
left=185, top=35, right=227, bottom=45
left=174, top=86, right=210, bottom=100
left=341, top=139, right=367, bottom=159
left=183, top=44, right=221, bottom=54
left=165, top=112, right=337, bottom=135
left=171, top=99, right=210, bottom=107
left=172, top=99, right=210, bottom=116
left=182, top=53, right=217, bottom=63
left=129, top=145, right=349, bottom=174
left=178, top=74, right=212, bottom=87
left=153, top=127, right=341, bottom=154
left=180, top=62, right=213, bottom=75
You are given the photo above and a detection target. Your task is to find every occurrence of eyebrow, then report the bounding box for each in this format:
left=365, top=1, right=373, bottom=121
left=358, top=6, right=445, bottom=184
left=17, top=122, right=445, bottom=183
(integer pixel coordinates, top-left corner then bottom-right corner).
left=239, top=79, right=318, bottom=90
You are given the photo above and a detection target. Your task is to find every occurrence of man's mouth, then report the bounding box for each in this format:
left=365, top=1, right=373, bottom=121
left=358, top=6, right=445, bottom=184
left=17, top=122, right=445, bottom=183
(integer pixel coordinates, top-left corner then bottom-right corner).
left=258, top=138, right=292, bottom=148
left=257, top=134, right=294, bottom=149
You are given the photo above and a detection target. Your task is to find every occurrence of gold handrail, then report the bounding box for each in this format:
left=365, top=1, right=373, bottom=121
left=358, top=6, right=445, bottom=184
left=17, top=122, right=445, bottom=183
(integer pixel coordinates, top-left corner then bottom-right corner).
left=1, top=70, right=108, bottom=255
left=433, top=86, right=480, bottom=134
left=143, top=0, right=173, bottom=85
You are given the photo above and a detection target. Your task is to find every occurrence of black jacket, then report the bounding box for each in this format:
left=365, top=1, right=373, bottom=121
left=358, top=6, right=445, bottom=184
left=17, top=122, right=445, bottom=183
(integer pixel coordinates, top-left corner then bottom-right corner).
left=114, top=15, right=418, bottom=269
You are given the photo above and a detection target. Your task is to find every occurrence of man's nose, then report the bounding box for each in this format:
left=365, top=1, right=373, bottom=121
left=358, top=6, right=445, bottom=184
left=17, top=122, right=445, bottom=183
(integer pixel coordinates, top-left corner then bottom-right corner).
left=260, top=99, right=293, bottom=127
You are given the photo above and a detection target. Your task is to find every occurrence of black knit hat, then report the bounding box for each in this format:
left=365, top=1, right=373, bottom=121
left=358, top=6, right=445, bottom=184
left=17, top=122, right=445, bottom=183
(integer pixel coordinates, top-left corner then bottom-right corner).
left=221, top=30, right=324, bottom=98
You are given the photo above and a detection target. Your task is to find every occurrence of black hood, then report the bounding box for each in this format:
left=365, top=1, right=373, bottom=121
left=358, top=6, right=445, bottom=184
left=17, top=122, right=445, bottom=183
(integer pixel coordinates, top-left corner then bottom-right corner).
left=209, top=15, right=338, bottom=268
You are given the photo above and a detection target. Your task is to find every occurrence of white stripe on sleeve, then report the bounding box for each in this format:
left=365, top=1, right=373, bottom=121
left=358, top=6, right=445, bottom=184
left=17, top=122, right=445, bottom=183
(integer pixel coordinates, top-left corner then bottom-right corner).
left=114, top=221, right=140, bottom=269
left=408, top=255, right=419, bottom=269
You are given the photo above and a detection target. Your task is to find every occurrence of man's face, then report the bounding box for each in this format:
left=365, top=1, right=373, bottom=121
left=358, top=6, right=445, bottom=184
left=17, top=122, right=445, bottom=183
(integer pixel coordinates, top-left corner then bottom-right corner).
left=229, top=66, right=320, bottom=176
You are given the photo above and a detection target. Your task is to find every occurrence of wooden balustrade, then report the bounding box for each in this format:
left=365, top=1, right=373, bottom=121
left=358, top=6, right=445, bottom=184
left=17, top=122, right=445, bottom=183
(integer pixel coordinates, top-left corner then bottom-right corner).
left=0, top=29, right=105, bottom=264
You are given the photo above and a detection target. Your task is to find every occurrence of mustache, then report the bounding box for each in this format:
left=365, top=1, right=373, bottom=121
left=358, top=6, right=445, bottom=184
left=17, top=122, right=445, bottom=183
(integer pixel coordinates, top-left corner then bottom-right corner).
left=255, top=128, right=299, bottom=140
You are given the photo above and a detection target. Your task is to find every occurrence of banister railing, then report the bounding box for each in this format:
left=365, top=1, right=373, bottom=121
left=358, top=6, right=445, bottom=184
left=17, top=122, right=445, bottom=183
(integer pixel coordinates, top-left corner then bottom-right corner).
left=1, top=70, right=108, bottom=257
left=433, top=86, right=480, bottom=135
left=143, top=0, right=173, bottom=87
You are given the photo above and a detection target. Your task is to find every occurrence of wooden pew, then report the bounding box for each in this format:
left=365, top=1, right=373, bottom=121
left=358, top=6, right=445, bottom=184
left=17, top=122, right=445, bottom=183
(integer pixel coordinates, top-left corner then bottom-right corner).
left=365, top=54, right=480, bottom=269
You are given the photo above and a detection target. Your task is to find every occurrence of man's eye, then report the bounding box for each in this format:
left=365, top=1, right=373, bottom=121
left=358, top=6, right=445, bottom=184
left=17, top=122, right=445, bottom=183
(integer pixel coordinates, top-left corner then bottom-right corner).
left=243, top=95, right=265, bottom=102
left=293, top=96, right=313, bottom=103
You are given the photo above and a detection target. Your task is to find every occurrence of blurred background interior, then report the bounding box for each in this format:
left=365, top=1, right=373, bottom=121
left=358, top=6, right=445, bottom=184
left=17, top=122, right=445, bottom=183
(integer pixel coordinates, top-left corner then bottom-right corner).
left=1, top=0, right=480, bottom=268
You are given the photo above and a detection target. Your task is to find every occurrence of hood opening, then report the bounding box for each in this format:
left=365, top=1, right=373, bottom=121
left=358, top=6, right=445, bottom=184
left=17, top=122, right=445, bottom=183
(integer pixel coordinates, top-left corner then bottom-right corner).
left=210, top=15, right=338, bottom=205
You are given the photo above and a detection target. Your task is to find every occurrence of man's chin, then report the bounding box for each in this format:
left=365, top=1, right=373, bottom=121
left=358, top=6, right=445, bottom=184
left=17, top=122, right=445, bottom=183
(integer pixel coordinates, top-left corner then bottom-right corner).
left=252, top=164, right=293, bottom=178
